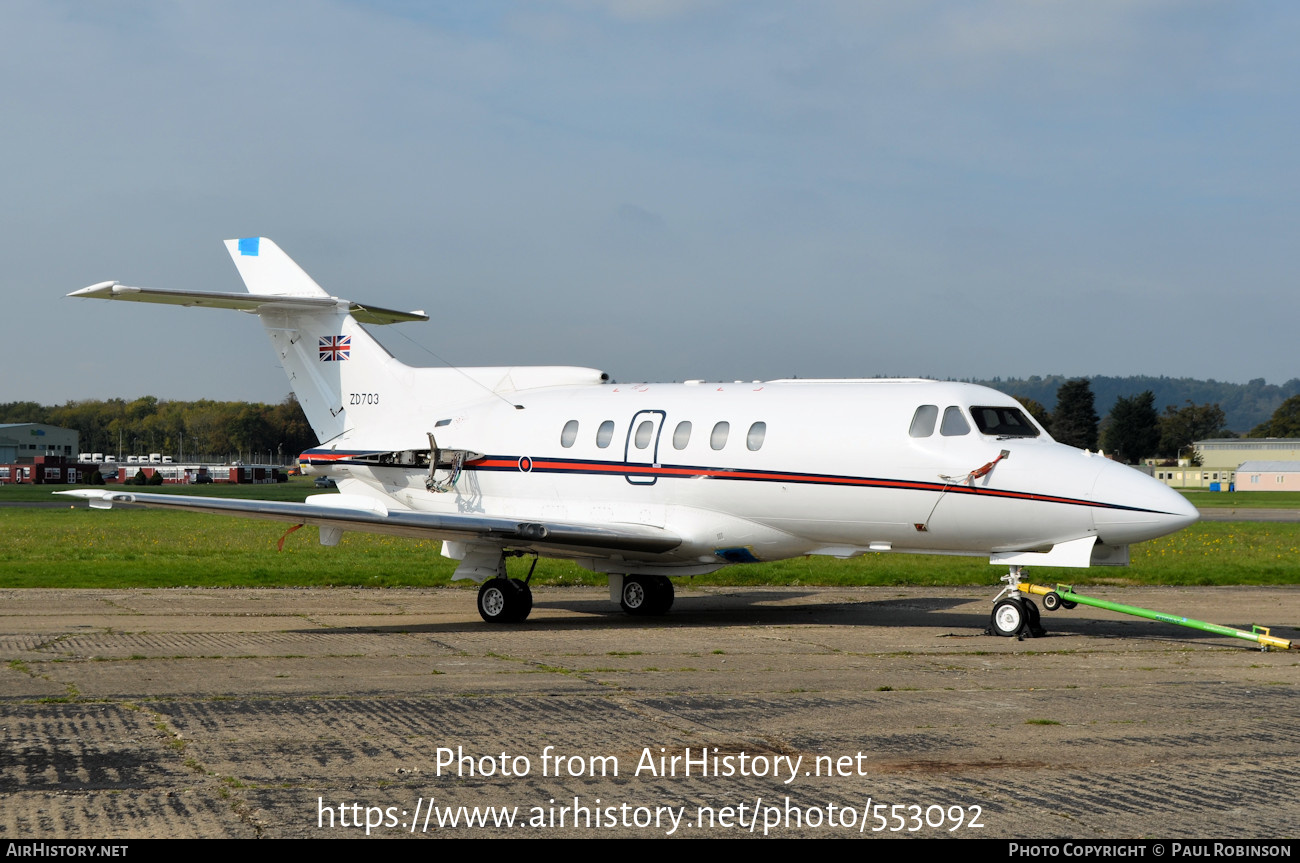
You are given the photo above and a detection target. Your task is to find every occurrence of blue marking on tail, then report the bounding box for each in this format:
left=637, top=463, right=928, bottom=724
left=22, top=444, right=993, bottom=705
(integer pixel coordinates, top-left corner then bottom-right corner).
left=237, top=237, right=260, bottom=256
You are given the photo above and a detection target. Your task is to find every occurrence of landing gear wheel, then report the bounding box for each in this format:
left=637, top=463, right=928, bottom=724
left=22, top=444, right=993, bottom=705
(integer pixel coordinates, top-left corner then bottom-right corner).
left=649, top=576, right=674, bottom=614
left=1042, top=591, right=1062, bottom=611
left=509, top=577, right=533, bottom=621
left=477, top=577, right=533, bottom=623
left=621, top=575, right=653, bottom=615
left=1022, top=598, right=1046, bottom=637
left=990, top=598, right=1026, bottom=637
left=621, top=575, right=673, bottom=616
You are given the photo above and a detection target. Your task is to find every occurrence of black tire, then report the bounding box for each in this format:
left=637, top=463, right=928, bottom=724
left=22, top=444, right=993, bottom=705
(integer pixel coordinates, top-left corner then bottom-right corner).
left=620, top=575, right=676, bottom=616
left=1061, top=599, right=1077, bottom=610
left=509, top=578, right=533, bottom=622
left=1042, top=591, right=1062, bottom=612
left=990, top=598, right=1026, bottom=637
left=1023, top=598, right=1045, bottom=636
left=477, top=578, right=532, bottom=623
left=649, top=576, right=674, bottom=614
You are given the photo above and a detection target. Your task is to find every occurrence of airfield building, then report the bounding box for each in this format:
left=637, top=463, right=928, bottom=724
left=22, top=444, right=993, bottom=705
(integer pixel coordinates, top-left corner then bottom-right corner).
left=0, top=423, right=78, bottom=463
left=1235, top=461, right=1300, bottom=490
left=1148, top=438, right=1300, bottom=489
left=0, top=424, right=84, bottom=484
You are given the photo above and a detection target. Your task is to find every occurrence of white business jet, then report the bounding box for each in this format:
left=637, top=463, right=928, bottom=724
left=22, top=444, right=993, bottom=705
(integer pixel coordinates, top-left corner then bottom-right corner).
left=65, top=238, right=1198, bottom=635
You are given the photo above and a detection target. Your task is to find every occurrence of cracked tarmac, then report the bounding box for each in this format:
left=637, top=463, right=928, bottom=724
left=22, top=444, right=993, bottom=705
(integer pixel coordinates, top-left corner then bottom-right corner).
left=1, top=585, right=1297, bottom=838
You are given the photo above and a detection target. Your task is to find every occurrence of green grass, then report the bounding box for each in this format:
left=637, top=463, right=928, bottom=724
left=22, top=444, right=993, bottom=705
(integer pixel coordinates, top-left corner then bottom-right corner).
left=1, top=506, right=1295, bottom=588
left=1180, top=490, right=1300, bottom=509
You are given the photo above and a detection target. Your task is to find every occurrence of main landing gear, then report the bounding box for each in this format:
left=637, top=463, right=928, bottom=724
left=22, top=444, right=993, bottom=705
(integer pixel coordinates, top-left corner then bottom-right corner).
left=476, top=578, right=533, bottom=623
left=987, top=565, right=1047, bottom=640
left=470, top=553, right=678, bottom=623
left=619, top=575, right=674, bottom=616
left=476, top=553, right=537, bottom=624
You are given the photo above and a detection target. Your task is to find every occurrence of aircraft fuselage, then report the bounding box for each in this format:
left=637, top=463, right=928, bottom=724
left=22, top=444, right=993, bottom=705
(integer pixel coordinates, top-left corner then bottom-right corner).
left=302, top=378, right=1197, bottom=575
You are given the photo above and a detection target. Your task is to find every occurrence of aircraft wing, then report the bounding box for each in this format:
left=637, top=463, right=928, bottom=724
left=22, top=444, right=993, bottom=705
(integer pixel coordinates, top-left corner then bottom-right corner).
left=57, top=490, right=681, bottom=554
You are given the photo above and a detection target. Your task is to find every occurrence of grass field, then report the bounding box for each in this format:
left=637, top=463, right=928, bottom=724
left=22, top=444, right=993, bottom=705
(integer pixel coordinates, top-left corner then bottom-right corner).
left=2, top=502, right=1295, bottom=589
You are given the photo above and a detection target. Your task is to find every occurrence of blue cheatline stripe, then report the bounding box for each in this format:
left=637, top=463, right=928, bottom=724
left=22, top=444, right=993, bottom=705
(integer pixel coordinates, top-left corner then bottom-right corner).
left=238, top=237, right=260, bottom=256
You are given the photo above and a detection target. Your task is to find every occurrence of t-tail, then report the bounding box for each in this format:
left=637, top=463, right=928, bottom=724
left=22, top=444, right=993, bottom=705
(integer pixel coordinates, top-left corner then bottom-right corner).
left=69, top=238, right=607, bottom=447
left=223, top=237, right=427, bottom=443
left=70, top=237, right=428, bottom=443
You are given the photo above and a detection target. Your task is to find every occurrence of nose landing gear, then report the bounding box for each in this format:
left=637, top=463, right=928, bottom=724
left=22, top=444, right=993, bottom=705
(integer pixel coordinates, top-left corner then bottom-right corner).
left=987, top=565, right=1047, bottom=639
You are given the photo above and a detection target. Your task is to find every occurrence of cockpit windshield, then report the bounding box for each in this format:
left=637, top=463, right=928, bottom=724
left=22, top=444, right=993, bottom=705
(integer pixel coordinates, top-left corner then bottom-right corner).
left=970, top=406, right=1040, bottom=438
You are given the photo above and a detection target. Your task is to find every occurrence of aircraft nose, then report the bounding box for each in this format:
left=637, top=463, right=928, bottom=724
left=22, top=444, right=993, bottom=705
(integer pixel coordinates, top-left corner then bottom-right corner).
left=1091, top=460, right=1199, bottom=545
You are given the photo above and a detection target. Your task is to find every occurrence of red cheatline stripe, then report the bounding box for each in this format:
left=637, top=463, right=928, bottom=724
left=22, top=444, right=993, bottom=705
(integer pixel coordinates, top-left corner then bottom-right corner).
left=467, top=457, right=1129, bottom=511
left=301, top=453, right=1150, bottom=513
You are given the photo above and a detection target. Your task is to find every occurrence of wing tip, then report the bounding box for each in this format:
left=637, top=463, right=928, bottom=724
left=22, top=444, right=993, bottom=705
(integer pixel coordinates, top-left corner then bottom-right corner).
left=67, top=281, right=121, bottom=298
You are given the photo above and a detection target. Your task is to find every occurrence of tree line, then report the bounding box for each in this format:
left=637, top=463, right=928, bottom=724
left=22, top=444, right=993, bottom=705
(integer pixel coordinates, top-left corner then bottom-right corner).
left=975, top=374, right=1300, bottom=433
left=7, top=384, right=1300, bottom=469
left=1021, top=380, right=1300, bottom=465
left=0, top=396, right=315, bottom=464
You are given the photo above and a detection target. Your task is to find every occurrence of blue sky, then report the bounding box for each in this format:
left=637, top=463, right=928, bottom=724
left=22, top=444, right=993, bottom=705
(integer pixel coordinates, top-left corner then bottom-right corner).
left=6, top=1, right=1298, bottom=405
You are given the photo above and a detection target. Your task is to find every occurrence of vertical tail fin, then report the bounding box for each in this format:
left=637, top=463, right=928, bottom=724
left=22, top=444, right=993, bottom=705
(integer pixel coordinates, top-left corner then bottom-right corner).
left=223, top=237, right=330, bottom=298
left=222, top=237, right=415, bottom=444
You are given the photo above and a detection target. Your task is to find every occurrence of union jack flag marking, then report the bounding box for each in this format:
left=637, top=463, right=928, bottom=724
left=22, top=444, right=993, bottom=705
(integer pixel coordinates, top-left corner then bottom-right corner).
left=319, top=335, right=351, bottom=361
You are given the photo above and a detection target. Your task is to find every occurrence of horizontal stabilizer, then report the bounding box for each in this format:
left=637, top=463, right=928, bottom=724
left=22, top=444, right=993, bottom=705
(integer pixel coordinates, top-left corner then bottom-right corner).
left=68, top=283, right=428, bottom=325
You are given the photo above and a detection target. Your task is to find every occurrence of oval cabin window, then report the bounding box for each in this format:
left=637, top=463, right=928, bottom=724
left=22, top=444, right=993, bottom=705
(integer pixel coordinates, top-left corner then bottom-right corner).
left=673, top=421, right=692, bottom=450
left=560, top=420, right=579, bottom=448
left=710, top=421, right=730, bottom=450
left=596, top=420, right=614, bottom=448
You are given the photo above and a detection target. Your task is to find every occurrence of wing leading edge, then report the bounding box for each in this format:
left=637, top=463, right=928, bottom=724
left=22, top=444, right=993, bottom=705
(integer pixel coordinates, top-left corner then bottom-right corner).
left=57, top=490, right=681, bottom=555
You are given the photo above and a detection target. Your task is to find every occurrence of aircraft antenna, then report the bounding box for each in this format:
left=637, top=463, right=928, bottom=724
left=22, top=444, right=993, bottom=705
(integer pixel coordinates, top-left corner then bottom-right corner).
left=390, top=326, right=527, bottom=411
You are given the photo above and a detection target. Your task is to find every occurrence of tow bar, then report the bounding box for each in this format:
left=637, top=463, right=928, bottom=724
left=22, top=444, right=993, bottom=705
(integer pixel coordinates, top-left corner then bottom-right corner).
left=987, top=568, right=1294, bottom=650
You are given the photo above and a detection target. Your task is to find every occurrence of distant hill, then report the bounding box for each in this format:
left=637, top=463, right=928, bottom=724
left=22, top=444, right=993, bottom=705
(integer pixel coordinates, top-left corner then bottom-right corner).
left=966, top=376, right=1300, bottom=435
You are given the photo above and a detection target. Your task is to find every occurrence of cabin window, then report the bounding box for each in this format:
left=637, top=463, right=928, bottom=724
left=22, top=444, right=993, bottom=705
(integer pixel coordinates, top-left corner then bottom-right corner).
left=673, top=421, right=692, bottom=450
left=710, top=421, right=730, bottom=450
left=596, top=420, right=614, bottom=448
left=909, top=405, right=938, bottom=438
left=940, top=406, right=971, bottom=436
left=970, top=406, right=1039, bottom=438
left=560, top=420, right=579, bottom=448
left=634, top=420, right=654, bottom=449
left=747, top=421, right=766, bottom=451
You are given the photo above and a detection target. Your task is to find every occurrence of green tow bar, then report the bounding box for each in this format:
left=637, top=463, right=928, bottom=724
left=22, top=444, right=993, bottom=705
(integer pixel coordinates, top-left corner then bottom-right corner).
left=1016, top=581, right=1294, bottom=651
